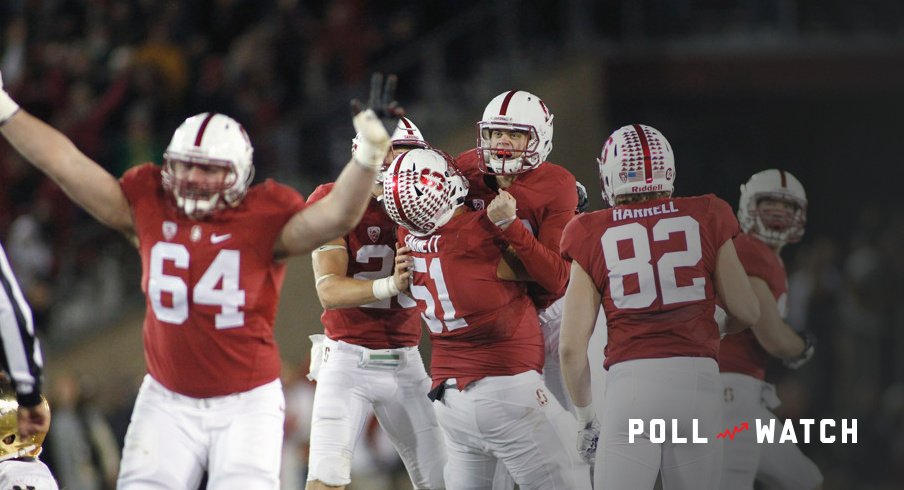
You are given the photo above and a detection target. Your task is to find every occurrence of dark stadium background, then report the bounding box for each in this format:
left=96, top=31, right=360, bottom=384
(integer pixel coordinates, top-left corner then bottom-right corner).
left=1, top=1, right=899, bottom=488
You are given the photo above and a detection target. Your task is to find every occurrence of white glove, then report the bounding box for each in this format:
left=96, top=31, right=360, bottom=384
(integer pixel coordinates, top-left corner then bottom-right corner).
left=351, top=109, right=390, bottom=170
left=575, top=404, right=601, bottom=465
left=0, top=71, right=20, bottom=124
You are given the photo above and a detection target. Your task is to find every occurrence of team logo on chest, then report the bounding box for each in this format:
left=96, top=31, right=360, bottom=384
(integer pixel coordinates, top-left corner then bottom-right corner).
left=162, top=221, right=177, bottom=241
left=190, top=225, right=202, bottom=242
left=471, top=199, right=485, bottom=210
left=367, top=226, right=381, bottom=243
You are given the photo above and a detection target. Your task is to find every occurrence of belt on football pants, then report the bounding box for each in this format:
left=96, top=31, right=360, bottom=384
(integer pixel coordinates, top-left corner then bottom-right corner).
left=322, top=338, right=411, bottom=371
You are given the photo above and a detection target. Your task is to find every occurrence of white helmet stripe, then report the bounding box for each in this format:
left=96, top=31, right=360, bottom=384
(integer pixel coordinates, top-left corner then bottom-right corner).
left=632, top=124, right=654, bottom=185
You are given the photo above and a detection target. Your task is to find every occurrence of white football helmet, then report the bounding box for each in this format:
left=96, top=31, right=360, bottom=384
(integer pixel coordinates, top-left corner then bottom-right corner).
left=353, top=116, right=430, bottom=184
left=738, top=169, right=807, bottom=247
left=382, top=148, right=469, bottom=236
left=162, top=112, right=255, bottom=219
left=477, top=90, right=554, bottom=175
left=597, top=124, right=675, bottom=205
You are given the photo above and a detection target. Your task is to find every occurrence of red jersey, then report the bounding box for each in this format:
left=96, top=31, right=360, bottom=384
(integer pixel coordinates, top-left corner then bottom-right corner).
left=456, top=149, right=576, bottom=309
left=307, top=184, right=420, bottom=349
left=561, top=194, right=739, bottom=369
left=120, top=164, right=305, bottom=397
left=397, top=210, right=544, bottom=390
left=718, top=233, right=788, bottom=379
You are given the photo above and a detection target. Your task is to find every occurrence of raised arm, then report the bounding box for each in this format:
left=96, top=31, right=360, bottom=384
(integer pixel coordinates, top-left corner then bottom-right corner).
left=714, top=240, right=760, bottom=331
left=277, top=151, right=383, bottom=257
left=0, top=76, right=133, bottom=236
left=276, top=74, right=402, bottom=257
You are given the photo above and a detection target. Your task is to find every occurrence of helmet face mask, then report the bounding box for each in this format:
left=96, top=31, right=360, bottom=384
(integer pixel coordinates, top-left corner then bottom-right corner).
left=162, top=113, right=254, bottom=219
left=477, top=90, right=553, bottom=175
left=597, top=124, right=675, bottom=205
left=381, top=149, right=468, bottom=236
left=0, top=388, right=47, bottom=462
left=738, top=169, right=807, bottom=247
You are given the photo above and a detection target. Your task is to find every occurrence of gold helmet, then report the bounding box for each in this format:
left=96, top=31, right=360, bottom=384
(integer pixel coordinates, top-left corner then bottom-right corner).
left=0, top=383, right=47, bottom=461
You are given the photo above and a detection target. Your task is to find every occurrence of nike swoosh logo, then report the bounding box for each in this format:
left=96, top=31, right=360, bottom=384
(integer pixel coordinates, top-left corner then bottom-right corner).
left=211, top=233, right=232, bottom=244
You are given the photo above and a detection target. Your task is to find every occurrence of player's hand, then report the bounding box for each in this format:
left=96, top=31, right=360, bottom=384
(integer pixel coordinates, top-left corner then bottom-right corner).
left=351, top=73, right=405, bottom=133
left=0, top=70, right=21, bottom=124
left=393, top=245, right=413, bottom=292
left=784, top=330, right=816, bottom=369
left=574, top=404, right=600, bottom=464
left=488, top=190, right=517, bottom=229
left=576, top=181, right=589, bottom=213
left=17, top=401, right=50, bottom=438
left=577, top=418, right=600, bottom=465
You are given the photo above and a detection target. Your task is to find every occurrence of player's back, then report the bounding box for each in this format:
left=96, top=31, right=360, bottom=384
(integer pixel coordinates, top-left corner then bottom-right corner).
left=398, top=210, right=544, bottom=389
left=307, top=183, right=421, bottom=349
left=718, top=232, right=788, bottom=380
left=561, top=194, right=739, bottom=369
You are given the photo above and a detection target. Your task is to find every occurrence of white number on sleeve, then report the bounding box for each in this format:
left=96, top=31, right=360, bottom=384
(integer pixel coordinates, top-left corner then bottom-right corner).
left=148, top=243, right=246, bottom=329
left=601, top=216, right=706, bottom=308
left=409, top=257, right=468, bottom=333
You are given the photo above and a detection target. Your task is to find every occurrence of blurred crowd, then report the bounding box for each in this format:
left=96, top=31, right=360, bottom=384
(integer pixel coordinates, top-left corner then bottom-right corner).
left=1, top=1, right=901, bottom=489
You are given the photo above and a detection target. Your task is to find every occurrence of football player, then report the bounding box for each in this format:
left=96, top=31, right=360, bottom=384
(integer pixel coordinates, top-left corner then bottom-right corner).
left=304, top=117, right=445, bottom=490
left=456, top=90, right=576, bottom=412
left=0, top=242, right=49, bottom=439
left=559, top=124, right=760, bottom=489
left=0, top=375, right=57, bottom=490
left=384, top=148, right=591, bottom=490
left=717, top=169, right=823, bottom=490
left=0, top=70, right=402, bottom=489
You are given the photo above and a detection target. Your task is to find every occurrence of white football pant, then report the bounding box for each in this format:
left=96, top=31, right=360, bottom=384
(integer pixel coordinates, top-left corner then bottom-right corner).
left=719, top=372, right=823, bottom=490
left=597, top=357, right=724, bottom=490
left=434, top=370, right=591, bottom=490
left=307, top=338, right=445, bottom=489
left=118, top=375, right=284, bottom=490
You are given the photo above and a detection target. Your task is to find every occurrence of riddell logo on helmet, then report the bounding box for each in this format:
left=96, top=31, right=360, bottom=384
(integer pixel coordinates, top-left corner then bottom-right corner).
left=631, top=184, right=663, bottom=192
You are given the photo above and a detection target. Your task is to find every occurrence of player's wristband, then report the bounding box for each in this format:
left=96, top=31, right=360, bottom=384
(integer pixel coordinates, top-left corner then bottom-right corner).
left=575, top=404, right=597, bottom=428
left=372, top=275, right=400, bottom=300
left=0, top=90, right=20, bottom=126
left=492, top=215, right=517, bottom=228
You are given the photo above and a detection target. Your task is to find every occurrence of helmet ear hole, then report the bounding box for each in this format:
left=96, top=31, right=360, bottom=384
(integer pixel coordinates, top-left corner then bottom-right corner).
left=2, top=435, right=14, bottom=445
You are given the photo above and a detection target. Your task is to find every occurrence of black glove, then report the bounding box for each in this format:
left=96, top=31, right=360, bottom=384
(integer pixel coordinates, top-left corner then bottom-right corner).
left=576, top=181, right=589, bottom=213
left=351, top=73, right=405, bottom=135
